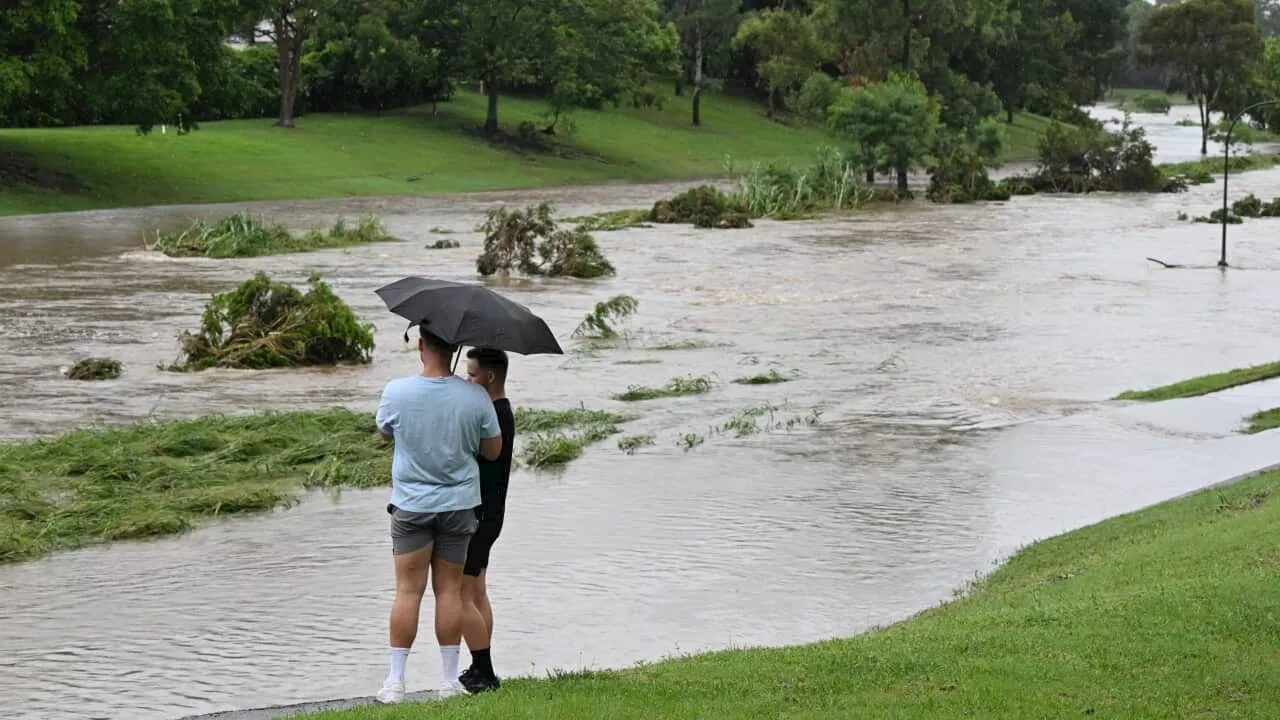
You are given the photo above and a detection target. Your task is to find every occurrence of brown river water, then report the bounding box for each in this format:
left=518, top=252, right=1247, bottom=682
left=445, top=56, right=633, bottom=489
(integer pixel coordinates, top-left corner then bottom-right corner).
left=3, top=109, right=1280, bottom=720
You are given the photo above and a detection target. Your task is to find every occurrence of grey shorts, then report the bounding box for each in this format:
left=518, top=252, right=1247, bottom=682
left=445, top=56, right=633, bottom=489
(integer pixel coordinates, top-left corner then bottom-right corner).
left=388, top=506, right=479, bottom=563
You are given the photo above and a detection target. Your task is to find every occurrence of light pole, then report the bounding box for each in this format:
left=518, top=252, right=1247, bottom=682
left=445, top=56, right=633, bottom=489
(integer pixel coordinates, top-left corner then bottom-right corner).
left=1220, top=99, right=1279, bottom=268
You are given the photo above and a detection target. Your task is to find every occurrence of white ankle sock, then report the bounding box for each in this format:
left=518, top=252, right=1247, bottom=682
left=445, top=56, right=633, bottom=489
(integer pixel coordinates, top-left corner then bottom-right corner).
left=440, top=645, right=461, bottom=685
left=387, top=647, right=410, bottom=686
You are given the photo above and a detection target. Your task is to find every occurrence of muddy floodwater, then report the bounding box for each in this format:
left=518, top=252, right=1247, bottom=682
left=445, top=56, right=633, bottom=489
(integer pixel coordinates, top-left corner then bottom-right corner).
left=3, top=109, right=1280, bottom=720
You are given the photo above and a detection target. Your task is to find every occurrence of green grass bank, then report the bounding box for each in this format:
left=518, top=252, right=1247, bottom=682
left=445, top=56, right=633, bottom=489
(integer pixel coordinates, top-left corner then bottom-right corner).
left=0, top=91, right=1056, bottom=218
left=306, top=469, right=1280, bottom=720
left=1114, top=360, right=1280, bottom=401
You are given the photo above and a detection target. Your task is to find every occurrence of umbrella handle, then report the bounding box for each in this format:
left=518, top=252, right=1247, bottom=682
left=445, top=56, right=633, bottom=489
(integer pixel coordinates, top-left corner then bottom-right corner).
left=452, top=347, right=462, bottom=375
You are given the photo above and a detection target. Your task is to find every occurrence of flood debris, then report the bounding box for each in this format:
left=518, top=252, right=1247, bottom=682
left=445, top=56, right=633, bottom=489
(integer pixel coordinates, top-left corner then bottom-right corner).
left=147, top=212, right=398, bottom=258
left=572, top=295, right=639, bottom=340
left=168, top=272, right=374, bottom=371
left=66, top=357, right=122, bottom=381
left=475, top=202, right=615, bottom=279
left=514, top=407, right=635, bottom=469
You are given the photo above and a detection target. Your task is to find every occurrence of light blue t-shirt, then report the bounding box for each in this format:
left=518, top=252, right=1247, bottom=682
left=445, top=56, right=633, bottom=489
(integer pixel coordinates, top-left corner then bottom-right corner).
left=375, top=375, right=502, bottom=513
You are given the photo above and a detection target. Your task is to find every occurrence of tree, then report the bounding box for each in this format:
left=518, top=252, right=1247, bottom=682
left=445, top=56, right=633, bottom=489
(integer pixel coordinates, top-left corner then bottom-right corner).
left=0, top=0, right=83, bottom=126
left=544, top=0, right=679, bottom=133
left=828, top=73, right=941, bottom=192
left=461, top=0, right=560, bottom=134
left=665, top=0, right=742, bottom=126
left=732, top=7, right=825, bottom=117
left=1141, top=0, right=1264, bottom=156
left=261, top=0, right=331, bottom=127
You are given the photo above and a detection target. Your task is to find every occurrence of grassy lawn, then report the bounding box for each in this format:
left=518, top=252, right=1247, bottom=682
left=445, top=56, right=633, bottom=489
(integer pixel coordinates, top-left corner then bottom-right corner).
left=1243, top=407, right=1280, bottom=434
left=1114, top=360, right=1280, bottom=401
left=0, top=406, right=623, bottom=563
left=0, top=91, right=1054, bottom=217
left=305, top=469, right=1280, bottom=720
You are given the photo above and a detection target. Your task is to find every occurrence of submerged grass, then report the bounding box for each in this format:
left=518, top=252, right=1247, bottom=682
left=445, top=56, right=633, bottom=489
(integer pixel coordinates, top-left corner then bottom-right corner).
left=147, top=211, right=397, bottom=258
left=514, top=407, right=635, bottom=469
left=0, top=405, right=635, bottom=561
left=0, top=408, right=387, bottom=563
left=1114, top=360, right=1280, bottom=401
left=1243, top=407, right=1280, bottom=434
left=564, top=208, right=651, bottom=232
left=305, top=469, right=1280, bottom=720
left=713, top=404, right=822, bottom=437
left=731, top=369, right=792, bottom=385
left=1159, top=153, right=1280, bottom=185
left=616, top=434, right=655, bottom=454
left=614, top=376, right=712, bottom=402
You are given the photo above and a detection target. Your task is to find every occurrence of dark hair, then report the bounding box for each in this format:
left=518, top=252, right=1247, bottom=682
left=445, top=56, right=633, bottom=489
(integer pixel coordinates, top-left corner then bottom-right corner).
left=419, top=327, right=457, bottom=359
left=467, top=347, right=508, bottom=381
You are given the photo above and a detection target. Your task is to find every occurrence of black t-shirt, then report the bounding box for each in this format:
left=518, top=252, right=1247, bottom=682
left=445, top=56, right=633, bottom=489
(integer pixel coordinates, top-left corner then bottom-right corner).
left=478, top=398, right=515, bottom=514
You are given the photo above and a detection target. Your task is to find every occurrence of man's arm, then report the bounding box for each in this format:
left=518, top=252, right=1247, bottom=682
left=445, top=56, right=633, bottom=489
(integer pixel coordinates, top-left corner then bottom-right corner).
left=476, top=395, right=502, bottom=461
left=375, top=387, right=396, bottom=442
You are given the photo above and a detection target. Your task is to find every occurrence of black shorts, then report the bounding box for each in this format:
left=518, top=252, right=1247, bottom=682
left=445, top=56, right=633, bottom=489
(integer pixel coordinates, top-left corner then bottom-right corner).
left=464, top=505, right=505, bottom=577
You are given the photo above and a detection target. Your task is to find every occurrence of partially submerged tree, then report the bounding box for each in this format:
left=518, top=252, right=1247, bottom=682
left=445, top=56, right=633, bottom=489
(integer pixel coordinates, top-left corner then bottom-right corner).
left=1140, top=0, right=1264, bottom=156
left=172, top=272, right=375, bottom=370
left=476, top=202, right=616, bottom=279
left=828, top=74, right=941, bottom=193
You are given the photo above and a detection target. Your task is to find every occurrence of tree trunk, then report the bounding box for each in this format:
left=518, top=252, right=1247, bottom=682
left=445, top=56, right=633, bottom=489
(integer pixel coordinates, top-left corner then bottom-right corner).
left=866, top=168, right=875, bottom=184
left=485, top=76, right=499, bottom=134
left=691, top=28, right=704, bottom=127
left=767, top=89, right=776, bottom=118
left=1006, top=108, right=1014, bottom=124
left=1198, top=97, right=1209, bottom=156
left=273, top=9, right=303, bottom=129
left=901, top=0, right=912, bottom=70
left=896, top=163, right=908, bottom=193
left=675, top=79, right=683, bottom=97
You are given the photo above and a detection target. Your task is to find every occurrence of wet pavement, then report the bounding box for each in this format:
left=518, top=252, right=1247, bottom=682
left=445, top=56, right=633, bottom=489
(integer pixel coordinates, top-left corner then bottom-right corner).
left=3, top=108, right=1280, bottom=720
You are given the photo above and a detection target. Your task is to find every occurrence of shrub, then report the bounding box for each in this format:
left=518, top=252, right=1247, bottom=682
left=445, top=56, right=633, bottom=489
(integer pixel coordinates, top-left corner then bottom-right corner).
left=573, top=295, right=639, bottom=339
left=170, top=272, right=375, bottom=371
left=792, top=72, right=842, bottom=123
left=650, top=186, right=752, bottom=228
left=1131, top=93, right=1173, bottom=114
left=1024, top=115, right=1165, bottom=193
left=926, top=121, right=1008, bottom=204
left=730, top=147, right=870, bottom=217
left=476, top=202, right=615, bottom=279
left=67, top=357, right=122, bottom=381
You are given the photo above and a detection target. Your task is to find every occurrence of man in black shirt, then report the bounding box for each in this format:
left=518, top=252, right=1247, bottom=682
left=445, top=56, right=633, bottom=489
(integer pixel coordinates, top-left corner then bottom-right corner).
left=459, top=347, right=515, bottom=693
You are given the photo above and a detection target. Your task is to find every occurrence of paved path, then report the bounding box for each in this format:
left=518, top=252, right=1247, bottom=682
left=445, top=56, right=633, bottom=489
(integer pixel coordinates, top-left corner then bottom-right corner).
left=179, top=691, right=439, bottom=720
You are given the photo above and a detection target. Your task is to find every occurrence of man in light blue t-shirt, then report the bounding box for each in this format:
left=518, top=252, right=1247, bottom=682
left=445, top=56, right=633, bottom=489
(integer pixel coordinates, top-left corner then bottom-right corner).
left=374, top=328, right=502, bottom=703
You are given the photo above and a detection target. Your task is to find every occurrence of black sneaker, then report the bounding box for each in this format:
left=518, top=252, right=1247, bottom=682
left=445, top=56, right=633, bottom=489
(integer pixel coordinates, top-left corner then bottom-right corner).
left=458, top=666, right=478, bottom=685
left=460, top=671, right=501, bottom=694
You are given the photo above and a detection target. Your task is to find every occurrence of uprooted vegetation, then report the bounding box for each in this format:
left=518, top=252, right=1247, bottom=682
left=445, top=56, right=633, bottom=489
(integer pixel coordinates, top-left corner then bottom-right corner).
left=615, top=375, right=713, bottom=402
left=476, top=202, right=615, bottom=279
left=564, top=209, right=652, bottom=232
left=0, top=408, right=389, bottom=563
left=732, top=369, right=793, bottom=385
left=168, top=272, right=375, bottom=371
left=514, top=407, right=636, bottom=468
left=572, top=295, right=639, bottom=340
left=66, top=357, right=122, bottom=381
left=147, top=212, right=398, bottom=258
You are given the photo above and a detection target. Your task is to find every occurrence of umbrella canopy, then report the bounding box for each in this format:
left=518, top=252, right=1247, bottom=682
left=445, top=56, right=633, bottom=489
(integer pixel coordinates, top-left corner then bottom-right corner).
left=375, top=276, right=564, bottom=355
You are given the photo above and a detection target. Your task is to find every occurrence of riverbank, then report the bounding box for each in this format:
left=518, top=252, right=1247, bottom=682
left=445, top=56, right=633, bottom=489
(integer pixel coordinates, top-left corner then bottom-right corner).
left=293, top=468, right=1280, bottom=719
left=0, top=91, right=1058, bottom=218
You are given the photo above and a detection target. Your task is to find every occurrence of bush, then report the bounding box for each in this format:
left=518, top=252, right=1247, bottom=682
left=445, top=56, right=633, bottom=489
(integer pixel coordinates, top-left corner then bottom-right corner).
left=573, top=295, right=639, bottom=339
left=650, top=186, right=752, bottom=228
left=926, top=121, right=1008, bottom=204
left=792, top=72, right=842, bottom=123
left=476, top=202, right=615, bottom=279
left=67, top=357, right=122, bottom=381
left=1131, top=93, right=1173, bottom=114
left=170, top=272, right=375, bottom=371
left=1023, top=115, right=1165, bottom=193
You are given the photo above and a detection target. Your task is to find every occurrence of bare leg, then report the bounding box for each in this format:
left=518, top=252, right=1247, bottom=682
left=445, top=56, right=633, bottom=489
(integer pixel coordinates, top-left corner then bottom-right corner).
left=431, top=554, right=466, bottom=645
left=390, top=545, right=432, bottom=649
left=462, top=571, right=493, bottom=650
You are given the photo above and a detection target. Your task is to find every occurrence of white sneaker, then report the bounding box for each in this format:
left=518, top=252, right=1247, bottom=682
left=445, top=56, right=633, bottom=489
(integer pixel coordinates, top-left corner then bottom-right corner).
left=376, top=682, right=405, bottom=704
left=437, top=680, right=469, bottom=700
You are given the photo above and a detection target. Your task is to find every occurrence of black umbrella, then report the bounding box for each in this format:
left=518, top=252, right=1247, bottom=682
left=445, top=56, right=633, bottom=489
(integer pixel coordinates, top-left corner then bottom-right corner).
left=375, top=276, right=564, bottom=355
